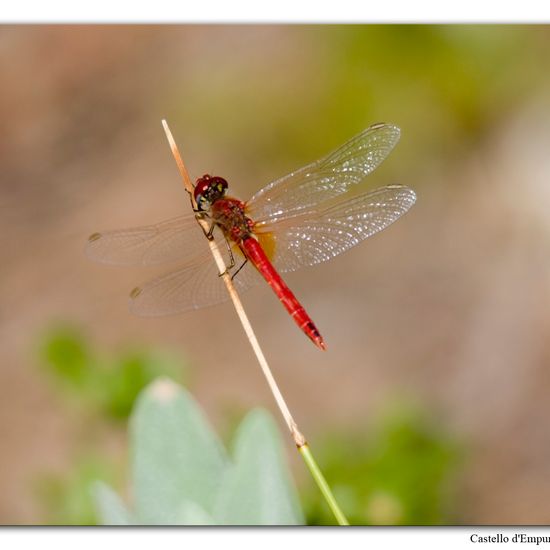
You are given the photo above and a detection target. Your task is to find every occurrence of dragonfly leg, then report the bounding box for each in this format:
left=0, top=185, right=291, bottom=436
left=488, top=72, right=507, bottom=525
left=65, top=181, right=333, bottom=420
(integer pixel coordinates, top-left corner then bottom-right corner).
left=206, top=223, right=217, bottom=239
left=194, top=213, right=216, bottom=240
left=218, top=236, right=236, bottom=277
left=230, top=258, right=248, bottom=281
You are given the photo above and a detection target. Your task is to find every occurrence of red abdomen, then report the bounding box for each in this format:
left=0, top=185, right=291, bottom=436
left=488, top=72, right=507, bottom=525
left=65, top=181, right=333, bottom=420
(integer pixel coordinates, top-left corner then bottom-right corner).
left=240, top=236, right=326, bottom=350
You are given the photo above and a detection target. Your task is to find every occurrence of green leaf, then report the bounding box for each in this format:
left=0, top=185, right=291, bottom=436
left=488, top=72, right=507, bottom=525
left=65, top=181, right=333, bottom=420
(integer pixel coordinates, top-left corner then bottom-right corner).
left=92, top=379, right=305, bottom=525
left=175, top=500, right=215, bottom=525
left=92, top=482, right=134, bottom=525
left=39, top=325, right=91, bottom=388
left=96, top=350, right=183, bottom=420
left=131, top=378, right=229, bottom=524
left=214, top=409, right=304, bottom=525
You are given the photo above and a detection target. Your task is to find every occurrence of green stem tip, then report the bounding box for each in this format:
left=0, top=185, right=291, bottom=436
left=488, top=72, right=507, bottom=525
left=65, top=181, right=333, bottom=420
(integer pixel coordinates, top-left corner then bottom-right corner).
left=298, top=443, right=349, bottom=526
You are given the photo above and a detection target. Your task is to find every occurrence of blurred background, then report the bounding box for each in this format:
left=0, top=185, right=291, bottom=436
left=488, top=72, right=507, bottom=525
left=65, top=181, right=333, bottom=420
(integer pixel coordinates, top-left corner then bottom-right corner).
left=1, top=24, right=550, bottom=525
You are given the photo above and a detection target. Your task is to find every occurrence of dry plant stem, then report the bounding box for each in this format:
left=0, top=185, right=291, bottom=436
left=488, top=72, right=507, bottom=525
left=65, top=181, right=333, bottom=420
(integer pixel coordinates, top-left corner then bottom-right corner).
left=161, top=120, right=348, bottom=525
left=161, top=120, right=303, bottom=444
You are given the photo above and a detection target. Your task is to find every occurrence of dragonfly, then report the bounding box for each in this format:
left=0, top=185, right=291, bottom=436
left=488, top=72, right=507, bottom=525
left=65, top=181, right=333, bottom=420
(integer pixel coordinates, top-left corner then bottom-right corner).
left=86, top=123, right=416, bottom=351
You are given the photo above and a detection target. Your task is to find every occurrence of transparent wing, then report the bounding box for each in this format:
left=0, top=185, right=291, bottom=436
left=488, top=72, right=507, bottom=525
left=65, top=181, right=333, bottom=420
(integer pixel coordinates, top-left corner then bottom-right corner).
left=246, top=123, right=401, bottom=224
left=89, top=123, right=408, bottom=316
left=254, top=185, right=416, bottom=273
left=128, top=232, right=263, bottom=316
left=85, top=214, right=209, bottom=266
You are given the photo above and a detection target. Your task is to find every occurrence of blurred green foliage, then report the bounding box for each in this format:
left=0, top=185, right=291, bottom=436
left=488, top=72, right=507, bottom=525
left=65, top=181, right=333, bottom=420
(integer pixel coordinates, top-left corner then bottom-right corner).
left=34, top=325, right=188, bottom=524
left=320, top=26, right=549, bottom=135
left=34, top=456, right=119, bottom=526
left=168, top=25, right=550, bottom=182
left=35, top=327, right=463, bottom=525
left=94, top=379, right=304, bottom=525
left=38, top=324, right=186, bottom=420
left=303, top=403, right=462, bottom=525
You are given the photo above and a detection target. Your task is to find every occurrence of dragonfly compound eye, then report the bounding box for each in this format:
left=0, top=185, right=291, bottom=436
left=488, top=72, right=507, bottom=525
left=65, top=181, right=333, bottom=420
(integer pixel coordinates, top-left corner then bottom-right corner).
left=194, top=175, right=228, bottom=210
left=211, top=176, right=228, bottom=194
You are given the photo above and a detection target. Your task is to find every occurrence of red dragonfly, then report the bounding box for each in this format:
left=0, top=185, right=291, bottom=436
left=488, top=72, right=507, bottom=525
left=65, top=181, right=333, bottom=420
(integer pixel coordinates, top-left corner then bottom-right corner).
left=86, top=123, right=416, bottom=350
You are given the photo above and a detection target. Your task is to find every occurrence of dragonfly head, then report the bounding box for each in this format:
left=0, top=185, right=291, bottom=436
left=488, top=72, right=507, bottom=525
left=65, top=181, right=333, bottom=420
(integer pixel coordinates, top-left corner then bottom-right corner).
left=194, top=174, right=229, bottom=210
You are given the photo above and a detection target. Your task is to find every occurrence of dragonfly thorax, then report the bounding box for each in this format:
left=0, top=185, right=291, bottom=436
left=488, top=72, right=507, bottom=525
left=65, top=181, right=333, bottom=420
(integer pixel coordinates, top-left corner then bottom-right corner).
left=210, top=197, right=253, bottom=243
left=194, top=174, right=228, bottom=211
